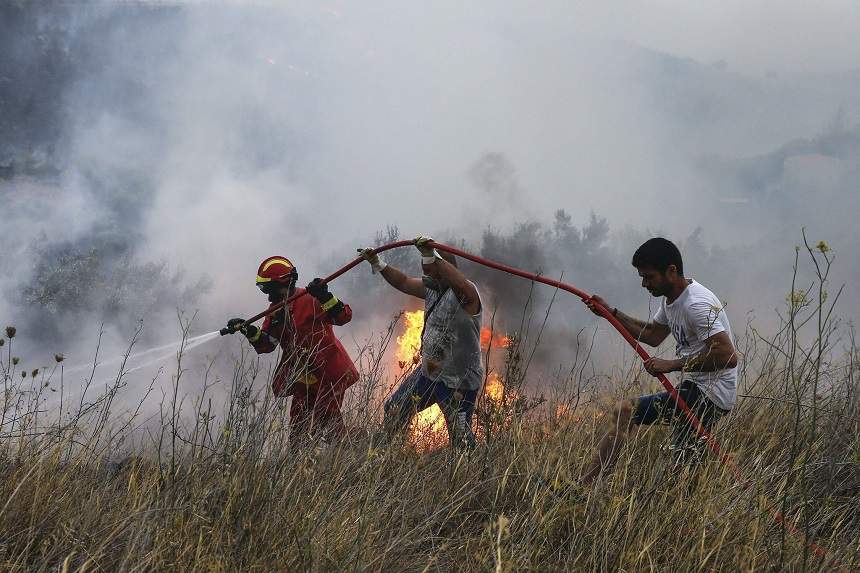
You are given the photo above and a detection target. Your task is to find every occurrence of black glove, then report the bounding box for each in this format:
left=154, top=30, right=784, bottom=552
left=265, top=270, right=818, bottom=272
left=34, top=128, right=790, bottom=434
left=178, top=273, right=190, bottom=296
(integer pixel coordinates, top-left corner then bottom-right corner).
left=306, top=278, right=333, bottom=302
left=225, top=318, right=259, bottom=340
left=242, top=324, right=259, bottom=340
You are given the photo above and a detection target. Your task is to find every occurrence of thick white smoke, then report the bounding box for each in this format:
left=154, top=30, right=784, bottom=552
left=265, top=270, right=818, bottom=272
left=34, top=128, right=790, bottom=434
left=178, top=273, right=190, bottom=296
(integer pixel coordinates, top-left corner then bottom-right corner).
left=2, top=1, right=860, bottom=409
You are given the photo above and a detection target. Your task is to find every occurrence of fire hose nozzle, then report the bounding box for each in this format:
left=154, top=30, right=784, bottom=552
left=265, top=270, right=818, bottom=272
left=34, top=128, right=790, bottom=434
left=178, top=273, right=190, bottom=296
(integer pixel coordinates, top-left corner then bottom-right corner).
left=221, top=318, right=249, bottom=336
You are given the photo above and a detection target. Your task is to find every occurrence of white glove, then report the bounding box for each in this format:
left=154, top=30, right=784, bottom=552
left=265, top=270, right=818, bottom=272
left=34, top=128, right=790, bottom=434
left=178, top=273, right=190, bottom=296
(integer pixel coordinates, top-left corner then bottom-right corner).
left=414, top=235, right=440, bottom=264
left=357, top=248, right=388, bottom=274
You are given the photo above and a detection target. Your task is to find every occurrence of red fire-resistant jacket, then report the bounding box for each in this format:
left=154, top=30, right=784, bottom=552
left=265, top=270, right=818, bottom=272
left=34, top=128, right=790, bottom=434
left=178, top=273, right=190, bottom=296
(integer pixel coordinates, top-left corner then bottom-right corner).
left=250, top=288, right=358, bottom=397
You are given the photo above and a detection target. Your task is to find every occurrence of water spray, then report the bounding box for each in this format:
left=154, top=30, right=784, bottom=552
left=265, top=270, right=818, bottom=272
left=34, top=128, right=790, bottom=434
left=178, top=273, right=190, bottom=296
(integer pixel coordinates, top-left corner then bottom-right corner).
left=46, top=331, right=221, bottom=410
left=62, top=331, right=221, bottom=377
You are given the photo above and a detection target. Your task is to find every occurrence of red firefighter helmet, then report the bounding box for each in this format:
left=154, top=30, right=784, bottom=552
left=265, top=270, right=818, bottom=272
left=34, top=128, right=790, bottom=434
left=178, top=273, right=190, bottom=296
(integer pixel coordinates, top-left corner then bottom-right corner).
left=256, top=256, right=297, bottom=287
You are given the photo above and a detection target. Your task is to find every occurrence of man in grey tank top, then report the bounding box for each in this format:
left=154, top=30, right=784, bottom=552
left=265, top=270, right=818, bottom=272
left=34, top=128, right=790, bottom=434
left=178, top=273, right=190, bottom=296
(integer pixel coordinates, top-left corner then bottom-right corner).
left=358, top=236, right=483, bottom=448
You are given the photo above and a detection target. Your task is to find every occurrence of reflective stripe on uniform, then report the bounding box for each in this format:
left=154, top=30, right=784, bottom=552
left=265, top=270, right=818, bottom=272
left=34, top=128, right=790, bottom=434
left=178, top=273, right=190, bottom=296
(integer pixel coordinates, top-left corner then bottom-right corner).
left=321, top=296, right=340, bottom=312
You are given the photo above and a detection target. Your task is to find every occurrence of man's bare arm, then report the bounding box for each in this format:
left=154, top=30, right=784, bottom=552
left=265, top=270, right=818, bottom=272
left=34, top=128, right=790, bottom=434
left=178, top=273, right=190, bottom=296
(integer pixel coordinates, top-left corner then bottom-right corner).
left=612, top=309, right=671, bottom=347
left=424, top=259, right=480, bottom=315
left=681, top=331, right=738, bottom=372
left=380, top=265, right=426, bottom=299
left=585, top=295, right=669, bottom=347
left=644, top=331, right=738, bottom=376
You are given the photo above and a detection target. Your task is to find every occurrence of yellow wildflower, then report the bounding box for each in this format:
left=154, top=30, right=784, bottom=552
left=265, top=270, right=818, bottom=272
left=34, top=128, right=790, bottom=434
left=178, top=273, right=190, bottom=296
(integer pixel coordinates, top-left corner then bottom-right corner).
left=787, top=291, right=807, bottom=308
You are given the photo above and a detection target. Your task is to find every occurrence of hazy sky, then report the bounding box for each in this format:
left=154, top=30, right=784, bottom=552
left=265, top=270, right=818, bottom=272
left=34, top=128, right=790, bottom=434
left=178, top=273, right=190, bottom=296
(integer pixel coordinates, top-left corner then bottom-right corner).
left=131, top=1, right=858, bottom=289
left=587, top=1, right=860, bottom=74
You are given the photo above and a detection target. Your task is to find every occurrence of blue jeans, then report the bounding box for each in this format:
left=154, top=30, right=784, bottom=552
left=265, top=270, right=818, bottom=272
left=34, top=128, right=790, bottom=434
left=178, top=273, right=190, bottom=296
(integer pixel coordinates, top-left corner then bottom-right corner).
left=384, top=369, right=478, bottom=448
left=633, top=380, right=728, bottom=457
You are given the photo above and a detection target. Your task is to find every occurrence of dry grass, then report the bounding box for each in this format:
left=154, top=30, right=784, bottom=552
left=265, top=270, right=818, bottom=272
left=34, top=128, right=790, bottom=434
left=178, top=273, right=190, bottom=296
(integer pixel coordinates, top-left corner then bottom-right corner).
left=0, top=348, right=855, bottom=572
left=0, top=388, right=856, bottom=572
left=1, top=243, right=858, bottom=572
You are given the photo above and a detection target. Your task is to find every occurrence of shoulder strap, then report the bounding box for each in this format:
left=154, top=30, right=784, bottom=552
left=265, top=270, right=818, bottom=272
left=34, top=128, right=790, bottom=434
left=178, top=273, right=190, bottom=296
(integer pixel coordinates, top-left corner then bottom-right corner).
left=421, top=287, right=450, bottom=342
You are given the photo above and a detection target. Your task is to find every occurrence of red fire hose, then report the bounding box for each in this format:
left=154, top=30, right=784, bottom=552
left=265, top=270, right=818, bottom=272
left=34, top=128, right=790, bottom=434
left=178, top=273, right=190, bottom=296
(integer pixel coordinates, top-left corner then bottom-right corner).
left=224, top=239, right=840, bottom=567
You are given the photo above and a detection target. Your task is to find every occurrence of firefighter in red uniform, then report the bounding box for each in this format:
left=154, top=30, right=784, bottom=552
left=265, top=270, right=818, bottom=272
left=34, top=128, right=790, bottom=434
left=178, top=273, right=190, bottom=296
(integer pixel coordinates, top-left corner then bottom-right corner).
left=225, top=256, right=358, bottom=437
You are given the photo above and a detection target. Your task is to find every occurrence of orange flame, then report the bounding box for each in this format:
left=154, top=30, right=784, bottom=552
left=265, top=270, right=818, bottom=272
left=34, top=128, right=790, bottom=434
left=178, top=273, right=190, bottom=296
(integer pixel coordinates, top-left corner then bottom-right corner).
left=394, top=310, right=447, bottom=447
left=395, top=310, right=425, bottom=369
left=411, top=403, right=447, bottom=445
left=480, top=328, right=512, bottom=349
left=485, top=371, right=506, bottom=402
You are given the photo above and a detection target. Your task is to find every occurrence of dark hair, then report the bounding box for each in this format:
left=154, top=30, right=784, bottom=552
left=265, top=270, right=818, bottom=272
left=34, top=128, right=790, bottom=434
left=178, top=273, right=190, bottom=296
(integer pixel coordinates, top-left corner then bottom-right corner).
left=632, top=237, right=683, bottom=275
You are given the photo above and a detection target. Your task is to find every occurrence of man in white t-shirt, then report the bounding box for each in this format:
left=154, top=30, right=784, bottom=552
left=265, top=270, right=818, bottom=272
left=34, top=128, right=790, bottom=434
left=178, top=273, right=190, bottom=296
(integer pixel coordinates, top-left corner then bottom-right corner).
left=581, top=237, right=738, bottom=484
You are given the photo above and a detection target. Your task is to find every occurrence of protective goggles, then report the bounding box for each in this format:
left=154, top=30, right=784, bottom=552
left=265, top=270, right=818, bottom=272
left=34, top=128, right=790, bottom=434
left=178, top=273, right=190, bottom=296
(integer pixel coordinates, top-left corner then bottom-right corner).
left=257, top=281, right=284, bottom=295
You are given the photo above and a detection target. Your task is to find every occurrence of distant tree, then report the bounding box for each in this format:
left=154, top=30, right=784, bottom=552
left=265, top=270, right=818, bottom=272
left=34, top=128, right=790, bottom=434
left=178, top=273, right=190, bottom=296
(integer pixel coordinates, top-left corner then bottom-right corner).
left=19, top=240, right=210, bottom=343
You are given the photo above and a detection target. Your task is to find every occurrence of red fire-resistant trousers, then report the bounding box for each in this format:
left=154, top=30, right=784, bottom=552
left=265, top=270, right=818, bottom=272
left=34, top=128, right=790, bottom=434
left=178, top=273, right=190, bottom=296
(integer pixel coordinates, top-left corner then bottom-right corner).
left=289, top=378, right=347, bottom=437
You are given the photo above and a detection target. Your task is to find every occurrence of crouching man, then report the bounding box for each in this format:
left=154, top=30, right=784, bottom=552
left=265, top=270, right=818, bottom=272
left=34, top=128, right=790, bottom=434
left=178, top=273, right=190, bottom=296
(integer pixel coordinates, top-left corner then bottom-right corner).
left=582, top=238, right=738, bottom=484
